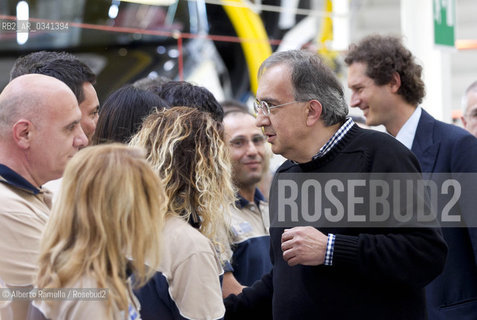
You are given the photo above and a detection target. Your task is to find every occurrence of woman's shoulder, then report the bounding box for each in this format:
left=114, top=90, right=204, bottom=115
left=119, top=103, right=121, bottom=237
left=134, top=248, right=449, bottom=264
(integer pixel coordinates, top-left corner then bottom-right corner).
left=162, top=216, right=217, bottom=257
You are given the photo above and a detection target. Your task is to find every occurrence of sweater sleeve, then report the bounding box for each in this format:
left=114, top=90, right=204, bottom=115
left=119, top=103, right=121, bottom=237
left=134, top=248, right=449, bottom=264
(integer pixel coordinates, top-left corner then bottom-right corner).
left=224, top=271, right=273, bottom=320
left=331, top=133, right=448, bottom=288
left=333, top=228, right=447, bottom=288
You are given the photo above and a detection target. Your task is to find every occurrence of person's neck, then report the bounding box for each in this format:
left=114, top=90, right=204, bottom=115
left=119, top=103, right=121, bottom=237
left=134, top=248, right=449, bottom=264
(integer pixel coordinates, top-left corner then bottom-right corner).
left=0, top=149, right=42, bottom=188
left=385, top=103, right=417, bottom=137
left=293, top=122, right=342, bottom=163
left=238, top=185, right=256, bottom=203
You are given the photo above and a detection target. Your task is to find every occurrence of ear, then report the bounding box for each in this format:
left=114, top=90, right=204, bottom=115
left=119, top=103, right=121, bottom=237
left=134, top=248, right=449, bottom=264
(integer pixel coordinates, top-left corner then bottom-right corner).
left=306, top=100, right=322, bottom=126
left=461, top=116, right=467, bottom=128
left=12, top=119, right=33, bottom=149
left=389, top=72, right=401, bottom=93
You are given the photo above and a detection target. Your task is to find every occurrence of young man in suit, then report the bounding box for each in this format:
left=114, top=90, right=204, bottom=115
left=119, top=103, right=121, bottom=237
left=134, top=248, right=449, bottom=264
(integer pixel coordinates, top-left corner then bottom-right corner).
left=346, top=34, right=477, bottom=320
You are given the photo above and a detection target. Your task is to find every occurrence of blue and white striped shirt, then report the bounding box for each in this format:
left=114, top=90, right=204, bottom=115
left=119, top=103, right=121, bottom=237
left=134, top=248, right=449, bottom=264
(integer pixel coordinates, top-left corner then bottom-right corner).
left=313, top=117, right=354, bottom=160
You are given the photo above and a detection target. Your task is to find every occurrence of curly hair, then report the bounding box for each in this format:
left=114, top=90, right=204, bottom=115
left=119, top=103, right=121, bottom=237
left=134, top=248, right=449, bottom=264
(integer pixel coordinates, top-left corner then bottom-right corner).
left=129, top=107, right=235, bottom=257
left=36, top=144, right=167, bottom=316
left=345, top=34, right=425, bottom=106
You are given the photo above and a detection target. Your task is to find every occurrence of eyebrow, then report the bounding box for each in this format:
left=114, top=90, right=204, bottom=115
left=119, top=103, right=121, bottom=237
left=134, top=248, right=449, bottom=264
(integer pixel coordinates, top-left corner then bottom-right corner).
left=230, top=134, right=246, bottom=141
left=348, top=83, right=361, bottom=89
left=230, top=133, right=264, bottom=140
left=64, top=119, right=81, bottom=131
left=259, top=97, right=281, bottom=105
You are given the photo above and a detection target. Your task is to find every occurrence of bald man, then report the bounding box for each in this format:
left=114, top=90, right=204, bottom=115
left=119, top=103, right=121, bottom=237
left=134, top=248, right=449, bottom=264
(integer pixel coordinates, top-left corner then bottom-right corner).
left=10, top=51, right=99, bottom=144
left=0, top=74, right=87, bottom=319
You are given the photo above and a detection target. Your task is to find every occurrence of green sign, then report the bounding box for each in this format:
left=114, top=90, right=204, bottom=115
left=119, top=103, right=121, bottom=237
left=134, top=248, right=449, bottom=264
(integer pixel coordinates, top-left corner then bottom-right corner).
left=433, top=0, right=455, bottom=47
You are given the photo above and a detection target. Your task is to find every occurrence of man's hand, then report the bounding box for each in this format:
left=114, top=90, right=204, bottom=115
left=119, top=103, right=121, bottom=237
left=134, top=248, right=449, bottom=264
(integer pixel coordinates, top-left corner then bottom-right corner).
left=222, top=272, right=246, bottom=298
left=281, top=227, right=328, bottom=266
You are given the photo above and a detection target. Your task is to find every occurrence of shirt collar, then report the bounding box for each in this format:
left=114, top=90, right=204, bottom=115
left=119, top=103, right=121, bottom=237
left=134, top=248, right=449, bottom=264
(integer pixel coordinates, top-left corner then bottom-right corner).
left=0, top=164, right=41, bottom=194
left=312, top=117, right=355, bottom=160
left=395, top=106, right=421, bottom=150
left=235, top=188, right=265, bottom=209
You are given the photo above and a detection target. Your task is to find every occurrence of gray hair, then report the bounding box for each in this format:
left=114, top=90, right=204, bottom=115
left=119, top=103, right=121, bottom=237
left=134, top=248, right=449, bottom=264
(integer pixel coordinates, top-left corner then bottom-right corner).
left=462, top=80, right=477, bottom=115
left=258, top=50, right=348, bottom=126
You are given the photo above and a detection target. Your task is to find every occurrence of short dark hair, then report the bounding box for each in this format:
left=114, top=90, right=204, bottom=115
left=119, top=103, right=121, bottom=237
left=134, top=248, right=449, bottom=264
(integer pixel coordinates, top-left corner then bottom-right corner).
left=92, top=85, right=170, bottom=145
left=259, top=50, right=348, bottom=126
left=345, top=34, right=425, bottom=106
left=10, top=51, right=96, bottom=104
left=158, top=81, right=224, bottom=122
left=10, top=51, right=71, bottom=80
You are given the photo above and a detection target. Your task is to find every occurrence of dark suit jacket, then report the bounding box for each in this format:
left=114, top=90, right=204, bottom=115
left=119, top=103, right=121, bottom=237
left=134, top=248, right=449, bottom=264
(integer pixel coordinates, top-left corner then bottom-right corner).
left=412, top=109, right=477, bottom=319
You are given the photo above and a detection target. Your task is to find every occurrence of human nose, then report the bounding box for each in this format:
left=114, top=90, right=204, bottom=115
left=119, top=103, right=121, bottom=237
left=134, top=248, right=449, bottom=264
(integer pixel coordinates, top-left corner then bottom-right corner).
left=255, top=111, right=270, bottom=128
left=350, top=91, right=361, bottom=108
left=74, top=127, right=89, bottom=148
left=245, top=140, right=259, bottom=156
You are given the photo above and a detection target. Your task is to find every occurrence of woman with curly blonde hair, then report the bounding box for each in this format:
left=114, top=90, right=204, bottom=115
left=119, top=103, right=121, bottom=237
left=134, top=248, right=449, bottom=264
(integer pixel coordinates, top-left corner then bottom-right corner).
left=34, top=144, right=167, bottom=319
left=130, top=107, right=236, bottom=320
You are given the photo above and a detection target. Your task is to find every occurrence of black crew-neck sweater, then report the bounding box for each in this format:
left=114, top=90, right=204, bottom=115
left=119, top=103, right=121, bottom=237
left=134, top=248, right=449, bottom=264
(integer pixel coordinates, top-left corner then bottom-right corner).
left=225, top=124, right=447, bottom=320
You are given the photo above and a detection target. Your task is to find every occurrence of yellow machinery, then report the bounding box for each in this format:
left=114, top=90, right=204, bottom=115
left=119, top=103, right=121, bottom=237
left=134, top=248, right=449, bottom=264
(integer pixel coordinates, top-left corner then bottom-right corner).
left=221, top=0, right=272, bottom=94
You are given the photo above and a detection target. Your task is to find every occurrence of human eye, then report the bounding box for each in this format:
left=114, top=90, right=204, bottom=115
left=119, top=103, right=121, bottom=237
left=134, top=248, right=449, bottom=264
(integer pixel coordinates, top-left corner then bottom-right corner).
left=230, top=138, right=245, bottom=148
left=65, top=121, right=79, bottom=132
left=252, top=135, right=265, bottom=145
left=350, top=85, right=362, bottom=94
left=90, top=107, right=99, bottom=118
left=264, top=101, right=277, bottom=108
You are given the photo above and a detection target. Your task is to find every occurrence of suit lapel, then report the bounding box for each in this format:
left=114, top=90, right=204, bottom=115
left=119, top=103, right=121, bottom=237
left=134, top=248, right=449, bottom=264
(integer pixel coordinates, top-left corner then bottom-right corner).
left=411, top=110, right=440, bottom=173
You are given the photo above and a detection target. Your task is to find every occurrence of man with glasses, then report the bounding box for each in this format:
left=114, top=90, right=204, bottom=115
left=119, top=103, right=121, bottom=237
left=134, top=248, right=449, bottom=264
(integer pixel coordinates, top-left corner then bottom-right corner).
left=221, top=109, right=272, bottom=298
left=224, top=50, right=447, bottom=319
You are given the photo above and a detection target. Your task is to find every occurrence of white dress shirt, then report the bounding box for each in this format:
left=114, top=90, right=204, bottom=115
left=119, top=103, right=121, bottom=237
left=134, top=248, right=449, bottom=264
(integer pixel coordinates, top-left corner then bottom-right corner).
left=395, top=106, right=422, bottom=150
